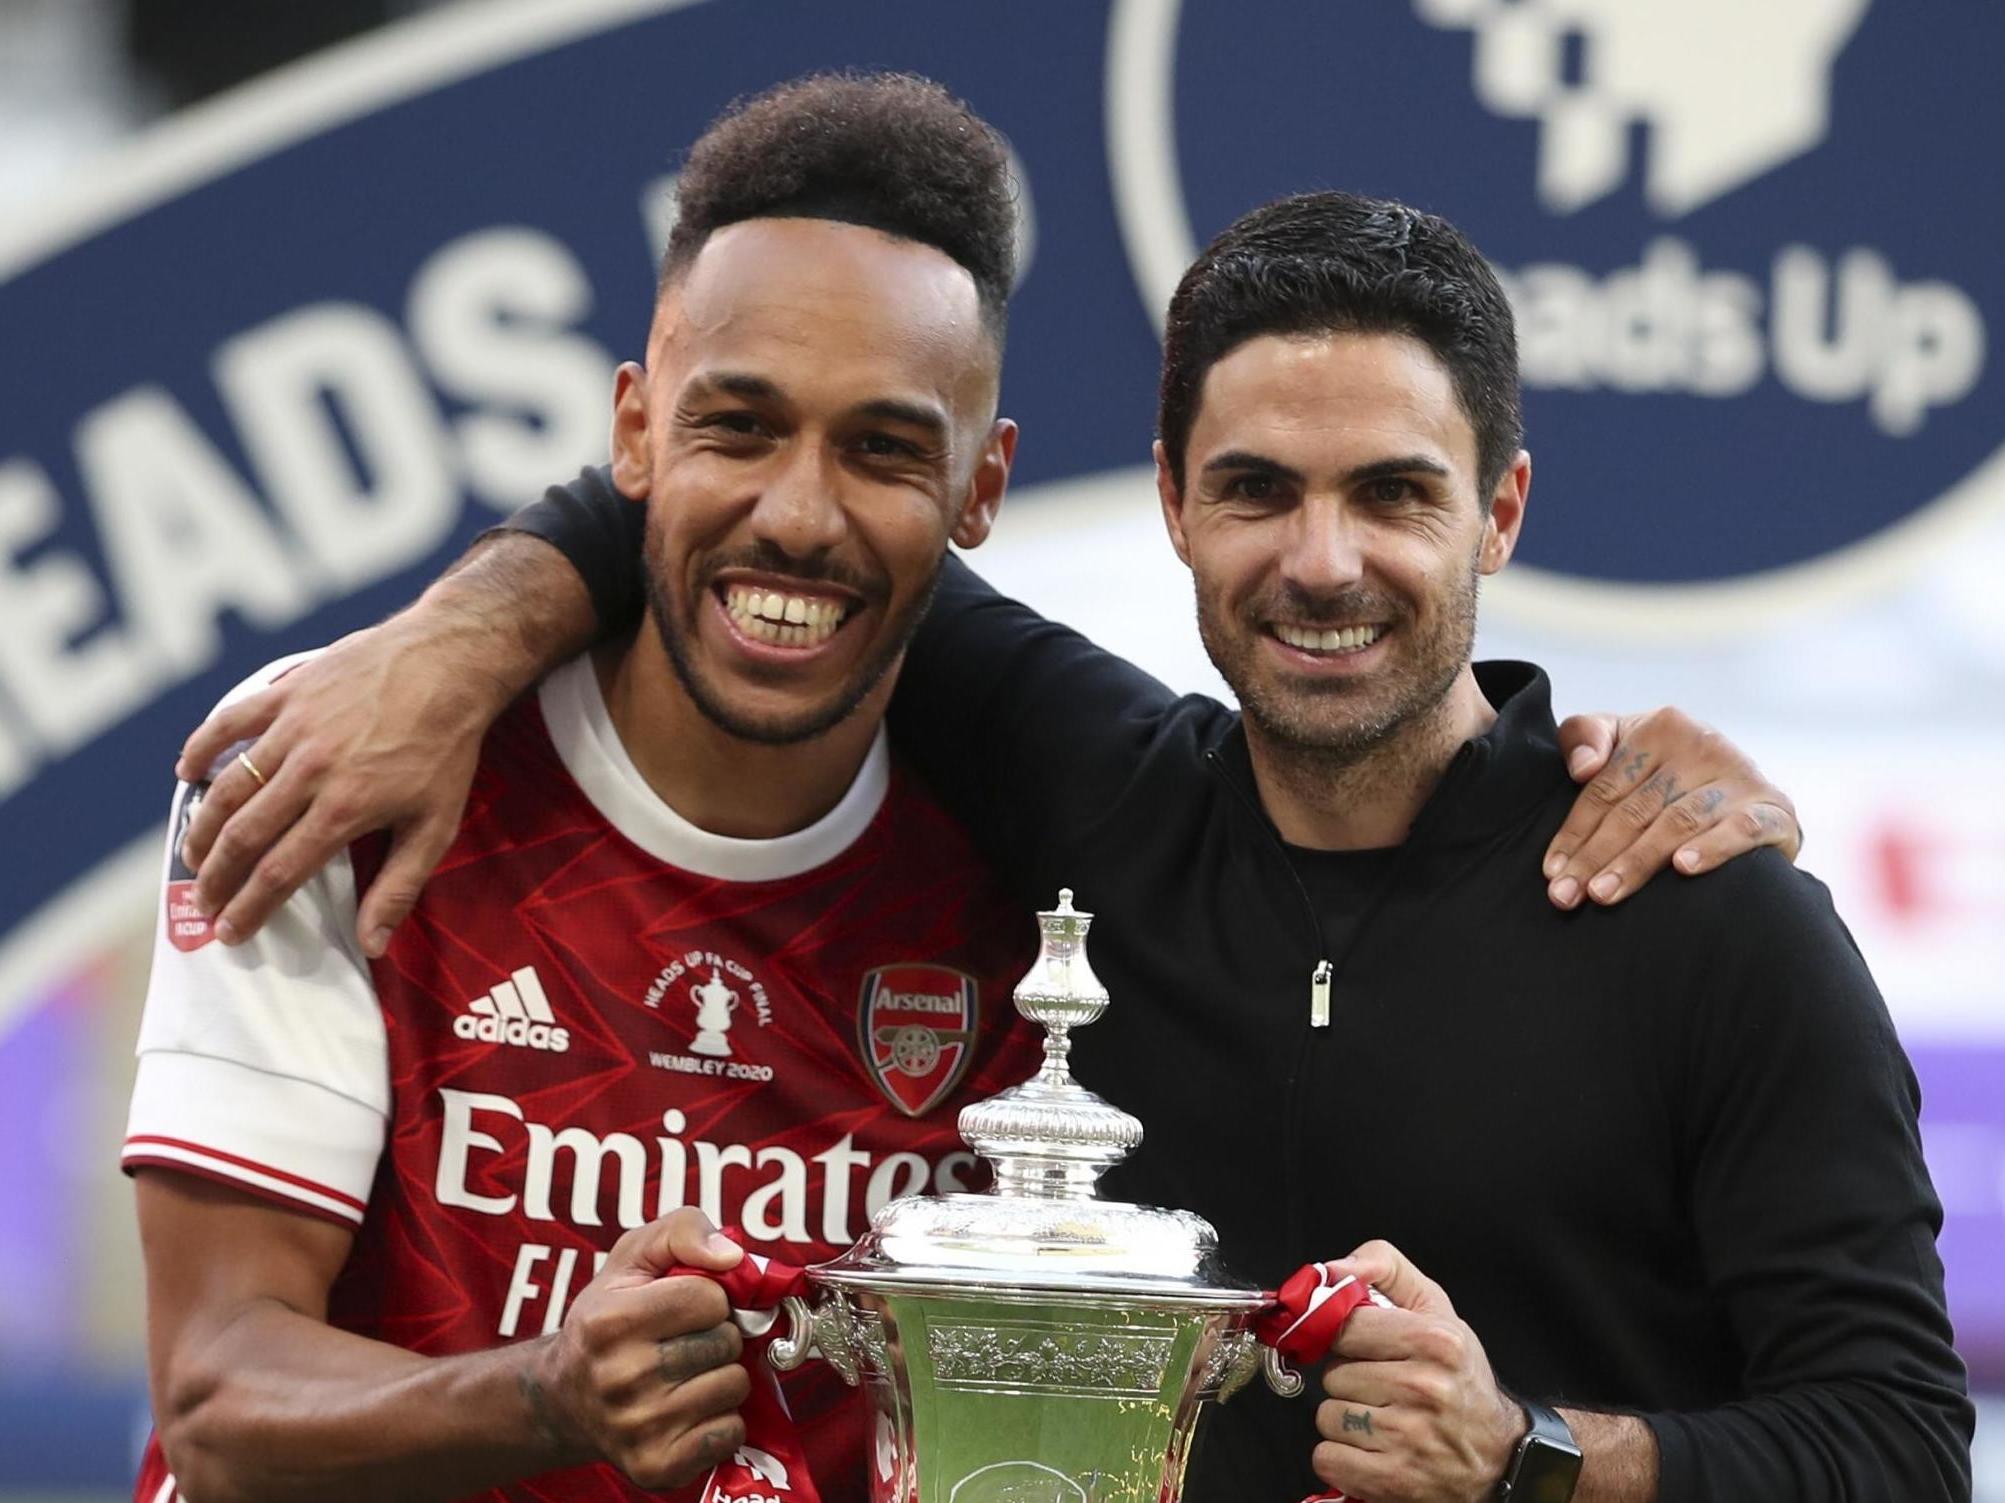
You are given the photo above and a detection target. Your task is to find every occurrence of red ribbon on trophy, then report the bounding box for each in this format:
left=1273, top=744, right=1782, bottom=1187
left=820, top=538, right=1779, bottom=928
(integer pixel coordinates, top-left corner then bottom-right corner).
left=674, top=1236, right=1385, bottom=1503
left=1253, top=1262, right=1389, bottom=1503
left=672, top=1238, right=820, bottom=1503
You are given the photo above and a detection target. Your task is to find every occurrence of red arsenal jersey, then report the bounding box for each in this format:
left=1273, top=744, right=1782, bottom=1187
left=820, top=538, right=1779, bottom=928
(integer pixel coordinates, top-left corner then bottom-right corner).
left=125, top=655, right=1040, bottom=1502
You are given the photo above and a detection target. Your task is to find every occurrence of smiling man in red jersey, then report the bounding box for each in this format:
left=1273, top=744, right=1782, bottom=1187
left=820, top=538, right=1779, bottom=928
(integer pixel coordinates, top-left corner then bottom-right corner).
left=125, top=75, right=1041, bottom=1503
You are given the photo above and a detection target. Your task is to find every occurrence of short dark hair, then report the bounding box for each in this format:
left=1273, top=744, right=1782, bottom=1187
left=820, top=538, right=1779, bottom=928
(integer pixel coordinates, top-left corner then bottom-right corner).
left=661, top=72, right=1016, bottom=346
left=1158, top=191, right=1522, bottom=499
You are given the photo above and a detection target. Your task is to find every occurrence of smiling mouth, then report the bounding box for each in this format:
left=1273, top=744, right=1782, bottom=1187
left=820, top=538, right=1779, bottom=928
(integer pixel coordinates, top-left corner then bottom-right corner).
left=1271, top=622, right=1384, bottom=655
left=720, top=582, right=858, bottom=648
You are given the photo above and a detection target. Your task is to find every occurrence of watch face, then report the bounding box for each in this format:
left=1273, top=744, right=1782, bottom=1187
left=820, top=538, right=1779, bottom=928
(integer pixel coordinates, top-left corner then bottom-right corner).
left=1520, top=1438, right=1585, bottom=1503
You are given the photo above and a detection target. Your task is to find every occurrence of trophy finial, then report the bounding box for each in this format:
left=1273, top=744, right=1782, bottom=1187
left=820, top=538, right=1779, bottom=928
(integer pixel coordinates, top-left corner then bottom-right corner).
left=958, top=888, right=1141, bottom=1200
left=1012, top=888, right=1109, bottom=1039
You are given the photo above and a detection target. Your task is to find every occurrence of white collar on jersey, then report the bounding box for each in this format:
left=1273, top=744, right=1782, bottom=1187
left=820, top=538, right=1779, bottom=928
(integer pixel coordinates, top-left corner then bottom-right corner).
left=537, top=655, right=891, bottom=882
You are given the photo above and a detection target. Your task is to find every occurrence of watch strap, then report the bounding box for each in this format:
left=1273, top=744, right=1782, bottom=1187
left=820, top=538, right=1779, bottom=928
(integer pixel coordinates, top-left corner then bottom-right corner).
left=1498, top=1397, right=1582, bottom=1503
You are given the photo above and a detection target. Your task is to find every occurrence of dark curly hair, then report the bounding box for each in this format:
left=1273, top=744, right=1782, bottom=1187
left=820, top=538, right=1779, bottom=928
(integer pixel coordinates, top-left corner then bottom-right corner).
left=661, top=72, right=1017, bottom=346
left=1159, top=191, right=1522, bottom=502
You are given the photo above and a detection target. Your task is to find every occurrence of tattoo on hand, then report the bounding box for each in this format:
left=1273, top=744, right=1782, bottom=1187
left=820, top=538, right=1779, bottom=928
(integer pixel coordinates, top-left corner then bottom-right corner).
left=1696, top=787, right=1725, bottom=819
left=1640, top=770, right=1683, bottom=807
left=1343, top=1409, right=1374, bottom=1434
left=658, top=1329, right=735, bottom=1383
left=1619, top=747, right=1650, bottom=783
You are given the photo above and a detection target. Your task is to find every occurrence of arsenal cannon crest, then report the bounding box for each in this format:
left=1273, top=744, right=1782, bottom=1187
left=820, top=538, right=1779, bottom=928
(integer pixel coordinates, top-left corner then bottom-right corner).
left=856, top=964, right=978, bottom=1118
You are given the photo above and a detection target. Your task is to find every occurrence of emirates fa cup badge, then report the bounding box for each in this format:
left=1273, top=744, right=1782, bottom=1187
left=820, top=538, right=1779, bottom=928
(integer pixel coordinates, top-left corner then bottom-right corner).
left=689, top=967, right=739, bottom=1057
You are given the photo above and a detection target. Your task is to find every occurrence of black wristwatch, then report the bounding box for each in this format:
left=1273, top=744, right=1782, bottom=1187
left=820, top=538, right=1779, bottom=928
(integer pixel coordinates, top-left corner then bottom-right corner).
left=1497, top=1397, right=1583, bottom=1503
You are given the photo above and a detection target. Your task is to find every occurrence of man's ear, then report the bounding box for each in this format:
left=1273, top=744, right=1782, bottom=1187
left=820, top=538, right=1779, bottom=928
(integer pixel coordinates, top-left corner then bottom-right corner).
left=609, top=361, right=652, bottom=499
left=951, top=418, right=1018, bottom=549
left=1479, top=449, right=1530, bottom=575
left=1155, top=439, right=1193, bottom=568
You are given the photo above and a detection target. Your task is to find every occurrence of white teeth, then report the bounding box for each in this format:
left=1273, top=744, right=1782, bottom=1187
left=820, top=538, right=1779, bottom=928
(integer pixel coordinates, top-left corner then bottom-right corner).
left=723, top=585, right=848, bottom=647
left=1276, top=622, right=1380, bottom=653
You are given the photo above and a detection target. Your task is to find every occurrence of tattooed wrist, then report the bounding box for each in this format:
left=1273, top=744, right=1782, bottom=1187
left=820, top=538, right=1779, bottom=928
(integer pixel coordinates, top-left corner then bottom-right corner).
left=519, top=1344, right=577, bottom=1457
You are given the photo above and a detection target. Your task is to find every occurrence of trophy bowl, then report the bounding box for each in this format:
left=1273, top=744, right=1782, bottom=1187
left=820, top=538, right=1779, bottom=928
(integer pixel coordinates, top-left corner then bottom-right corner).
left=770, top=892, right=1296, bottom=1503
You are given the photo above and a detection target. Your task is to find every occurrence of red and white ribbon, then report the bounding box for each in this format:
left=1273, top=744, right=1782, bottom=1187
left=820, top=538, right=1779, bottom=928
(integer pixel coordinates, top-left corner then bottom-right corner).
left=668, top=1237, right=819, bottom=1503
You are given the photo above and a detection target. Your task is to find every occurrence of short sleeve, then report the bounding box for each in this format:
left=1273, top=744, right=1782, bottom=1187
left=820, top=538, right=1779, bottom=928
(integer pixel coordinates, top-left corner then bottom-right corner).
left=121, top=664, right=389, bottom=1228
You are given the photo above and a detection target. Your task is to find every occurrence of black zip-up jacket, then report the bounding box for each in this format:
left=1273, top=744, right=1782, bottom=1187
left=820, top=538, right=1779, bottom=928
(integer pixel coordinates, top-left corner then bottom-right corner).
left=511, top=471, right=1972, bottom=1502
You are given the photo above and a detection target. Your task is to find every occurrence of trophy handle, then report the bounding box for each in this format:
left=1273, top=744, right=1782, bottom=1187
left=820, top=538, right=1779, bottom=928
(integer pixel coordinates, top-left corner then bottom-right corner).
left=1260, top=1346, right=1304, bottom=1398
left=1210, top=1332, right=1305, bottom=1402
left=766, top=1293, right=863, bottom=1387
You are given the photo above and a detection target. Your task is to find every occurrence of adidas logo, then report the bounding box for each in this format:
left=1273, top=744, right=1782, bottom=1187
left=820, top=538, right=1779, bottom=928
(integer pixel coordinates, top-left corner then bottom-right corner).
left=453, top=966, right=571, bottom=1053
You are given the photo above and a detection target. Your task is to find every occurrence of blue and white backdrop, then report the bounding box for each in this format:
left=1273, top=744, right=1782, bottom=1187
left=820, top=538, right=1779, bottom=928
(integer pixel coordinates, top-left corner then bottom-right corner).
left=1, top=0, right=2000, bottom=1488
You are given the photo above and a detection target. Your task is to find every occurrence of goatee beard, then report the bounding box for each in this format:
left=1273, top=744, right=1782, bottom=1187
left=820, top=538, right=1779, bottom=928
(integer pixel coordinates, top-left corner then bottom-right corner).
left=1199, top=567, right=1480, bottom=765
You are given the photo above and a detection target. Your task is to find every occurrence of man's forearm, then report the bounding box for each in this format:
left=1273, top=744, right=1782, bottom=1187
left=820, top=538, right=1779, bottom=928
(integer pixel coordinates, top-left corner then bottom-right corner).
left=425, top=529, right=601, bottom=700
left=1559, top=1408, right=1659, bottom=1503
left=159, top=1300, right=575, bottom=1503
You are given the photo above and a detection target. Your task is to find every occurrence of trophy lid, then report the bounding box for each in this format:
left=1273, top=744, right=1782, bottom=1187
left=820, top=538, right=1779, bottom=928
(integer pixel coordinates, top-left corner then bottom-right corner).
left=816, top=891, right=1261, bottom=1307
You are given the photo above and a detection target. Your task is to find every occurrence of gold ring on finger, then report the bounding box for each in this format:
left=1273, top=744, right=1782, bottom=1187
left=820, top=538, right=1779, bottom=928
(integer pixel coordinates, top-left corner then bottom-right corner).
left=236, top=750, right=268, bottom=789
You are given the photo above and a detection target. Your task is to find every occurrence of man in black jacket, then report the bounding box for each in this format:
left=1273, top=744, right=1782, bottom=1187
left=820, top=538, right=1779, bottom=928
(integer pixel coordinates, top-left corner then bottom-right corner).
left=889, top=192, right=1971, bottom=1501
left=169, top=182, right=1965, bottom=1500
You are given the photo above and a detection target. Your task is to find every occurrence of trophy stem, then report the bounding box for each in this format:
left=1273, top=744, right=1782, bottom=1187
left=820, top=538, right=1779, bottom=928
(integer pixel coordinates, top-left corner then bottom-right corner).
left=1037, top=1026, right=1074, bottom=1084
left=993, top=1156, right=1108, bottom=1199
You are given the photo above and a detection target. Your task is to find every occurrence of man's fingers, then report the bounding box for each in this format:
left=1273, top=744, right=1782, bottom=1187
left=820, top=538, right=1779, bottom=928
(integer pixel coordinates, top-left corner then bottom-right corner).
left=607, top=1209, right=744, bottom=1281
left=1321, top=1358, right=1409, bottom=1410
left=631, top=1409, right=748, bottom=1493
left=189, top=765, right=312, bottom=924
left=176, top=687, right=285, bottom=783
left=212, top=802, right=359, bottom=945
left=1312, top=1438, right=1396, bottom=1500
left=1569, top=779, right=1800, bottom=906
left=1327, top=1305, right=1437, bottom=1363
left=571, top=1275, right=731, bottom=1361
left=1554, top=712, right=1619, bottom=784
left=1562, top=778, right=1731, bottom=908
left=1315, top=1397, right=1394, bottom=1452
left=356, top=811, right=462, bottom=958
left=655, top=1323, right=745, bottom=1384
left=1545, top=752, right=1694, bottom=908
left=1672, top=801, right=1799, bottom=875
left=1541, top=732, right=1659, bottom=888
left=1328, top=1240, right=1453, bottom=1316
left=180, top=733, right=284, bottom=872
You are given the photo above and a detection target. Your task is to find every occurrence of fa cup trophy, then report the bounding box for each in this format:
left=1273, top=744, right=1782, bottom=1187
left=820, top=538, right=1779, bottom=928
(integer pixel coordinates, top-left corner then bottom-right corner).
left=771, top=891, right=1298, bottom=1501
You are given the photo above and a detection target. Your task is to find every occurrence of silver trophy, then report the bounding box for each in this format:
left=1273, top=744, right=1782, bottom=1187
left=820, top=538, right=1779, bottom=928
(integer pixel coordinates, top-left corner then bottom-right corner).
left=772, top=890, right=1299, bottom=1501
